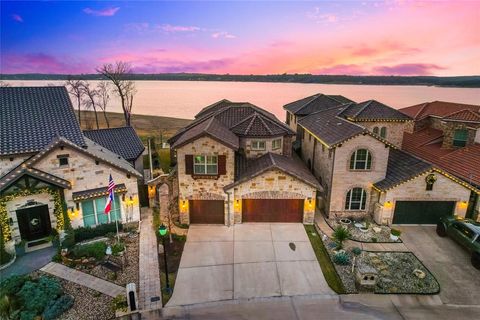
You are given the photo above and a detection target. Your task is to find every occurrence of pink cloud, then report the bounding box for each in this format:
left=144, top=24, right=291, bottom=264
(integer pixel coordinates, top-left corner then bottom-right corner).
left=211, top=31, right=236, bottom=39
left=83, top=7, right=120, bottom=17
left=373, top=63, right=446, bottom=75
left=1, top=53, right=89, bottom=74
left=12, top=14, right=23, bottom=22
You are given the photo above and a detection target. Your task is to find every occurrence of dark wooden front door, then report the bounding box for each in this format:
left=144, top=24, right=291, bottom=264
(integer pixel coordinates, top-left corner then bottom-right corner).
left=189, top=200, right=225, bottom=224
left=392, top=201, right=455, bottom=224
left=16, top=205, right=52, bottom=241
left=242, top=199, right=304, bottom=222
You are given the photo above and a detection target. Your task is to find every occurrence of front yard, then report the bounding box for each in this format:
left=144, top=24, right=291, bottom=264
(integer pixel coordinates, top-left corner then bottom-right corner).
left=328, top=218, right=401, bottom=243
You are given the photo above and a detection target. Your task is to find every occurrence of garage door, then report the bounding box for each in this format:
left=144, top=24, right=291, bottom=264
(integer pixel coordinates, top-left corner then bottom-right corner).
left=242, top=199, right=304, bottom=222
left=392, top=201, right=455, bottom=224
left=189, top=200, right=224, bottom=224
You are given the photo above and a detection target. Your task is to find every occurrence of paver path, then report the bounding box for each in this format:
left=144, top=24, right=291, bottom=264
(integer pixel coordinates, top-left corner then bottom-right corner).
left=138, top=207, right=162, bottom=310
left=315, top=212, right=409, bottom=252
left=40, top=262, right=124, bottom=297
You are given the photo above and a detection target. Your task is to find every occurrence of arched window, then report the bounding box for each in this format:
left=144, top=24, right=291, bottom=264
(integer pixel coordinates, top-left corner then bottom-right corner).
left=373, top=127, right=379, bottom=135
left=349, top=149, right=372, bottom=170
left=380, top=127, right=387, bottom=138
left=345, top=188, right=367, bottom=210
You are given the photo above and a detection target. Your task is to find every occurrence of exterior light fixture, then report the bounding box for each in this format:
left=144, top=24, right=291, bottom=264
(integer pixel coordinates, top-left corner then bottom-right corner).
left=158, top=224, right=168, bottom=236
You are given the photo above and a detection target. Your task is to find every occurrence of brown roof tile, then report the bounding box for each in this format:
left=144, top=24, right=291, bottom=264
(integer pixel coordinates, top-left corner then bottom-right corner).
left=400, top=101, right=480, bottom=120
left=283, top=93, right=354, bottom=116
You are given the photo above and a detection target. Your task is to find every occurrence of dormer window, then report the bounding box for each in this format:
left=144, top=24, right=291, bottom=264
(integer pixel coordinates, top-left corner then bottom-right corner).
left=251, top=140, right=266, bottom=151
left=453, top=129, right=468, bottom=147
left=57, top=154, right=69, bottom=166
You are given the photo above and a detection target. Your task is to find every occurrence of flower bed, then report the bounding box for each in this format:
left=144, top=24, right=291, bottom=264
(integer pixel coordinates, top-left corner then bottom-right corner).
left=329, top=218, right=401, bottom=243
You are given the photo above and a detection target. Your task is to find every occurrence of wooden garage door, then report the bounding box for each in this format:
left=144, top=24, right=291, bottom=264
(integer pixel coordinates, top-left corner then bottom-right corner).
left=393, top=201, right=455, bottom=224
left=242, top=199, right=304, bottom=222
left=189, top=200, right=225, bottom=224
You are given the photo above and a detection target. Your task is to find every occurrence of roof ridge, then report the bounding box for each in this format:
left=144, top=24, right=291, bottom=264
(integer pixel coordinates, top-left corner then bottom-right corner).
left=269, top=152, right=276, bottom=166
left=415, top=102, right=430, bottom=119
left=353, top=100, right=373, bottom=117
left=229, top=112, right=256, bottom=129
left=257, top=114, right=274, bottom=135
left=243, top=114, right=257, bottom=135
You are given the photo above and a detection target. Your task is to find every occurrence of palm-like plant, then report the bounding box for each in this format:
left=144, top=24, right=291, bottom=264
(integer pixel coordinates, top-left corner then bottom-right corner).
left=332, top=226, right=351, bottom=249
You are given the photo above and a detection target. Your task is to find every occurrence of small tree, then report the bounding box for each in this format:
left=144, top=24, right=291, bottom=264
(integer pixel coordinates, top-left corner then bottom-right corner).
left=81, top=81, right=99, bottom=129
left=332, top=226, right=351, bottom=250
left=65, top=77, right=85, bottom=126
left=96, top=81, right=111, bottom=128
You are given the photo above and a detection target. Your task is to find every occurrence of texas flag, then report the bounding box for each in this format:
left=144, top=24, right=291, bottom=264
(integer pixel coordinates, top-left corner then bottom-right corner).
left=104, top=174, right=116, bottom=215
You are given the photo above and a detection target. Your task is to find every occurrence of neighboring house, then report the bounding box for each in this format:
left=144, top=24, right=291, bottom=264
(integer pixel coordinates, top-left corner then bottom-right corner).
left=169, top=100, right=321, bottom=225
left=283, top=93, right=354, bottom=141
left=289, top=97, right=477, bottom=225
left=400, top=101, right=480, bottom=221
left=0, top=87, right=142, bottom=251
left=84, top=126, right=145, bottom=175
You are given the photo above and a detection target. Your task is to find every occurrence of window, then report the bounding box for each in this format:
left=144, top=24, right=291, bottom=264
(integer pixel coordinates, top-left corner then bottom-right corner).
left=349, top=149, right=372, bottom=170
left=251, top=140, right=266, bottom=151
left=453, top=129, right=468, bottom=147
left=380, top=127, right=387, bottom=138
left=272, top=139, right=282, bottom=150
left=193, top=155, right=218, bottom=175
left=373, top=127, right=379, bottom=135
left=345, top=188, right=367, bottom=210
left=59, top=157, right=69, bottom=166
left=81, top=195, right=121, bottom=227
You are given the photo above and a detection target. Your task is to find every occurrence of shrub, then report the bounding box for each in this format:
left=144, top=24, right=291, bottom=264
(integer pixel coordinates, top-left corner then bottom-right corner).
left=351, top=247, right=362, bottom=256
left=111, top=294, right=128, bottom=312
left=391, top=228, right=402, bottom=237
left=0, top=275, right=31, bottom=297
left=112, top=242, right=125, bottom=255
left=71, top=242, right=107, bottom=260
left=333, top=252, right=350, bottom=265
left=42, top=295, right=74, bottom=320
left=20, top=310, right=37, bottom=320
left=61, top=231, right=75, bottom=249
left=0, top=231, right=13, bottom=265
left=74, top=223, right=123, bottom=242
left=18, top=276, right=63, bottom=314
left=371, top=237, right=378, bottom=243
left=0, top=294, right=17, bottom=320
left=332, top=226, right=351, bottom=249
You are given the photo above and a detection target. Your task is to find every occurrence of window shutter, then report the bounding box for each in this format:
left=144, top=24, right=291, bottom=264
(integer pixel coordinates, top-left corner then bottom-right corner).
left=218, top=155, right=226, bottom=175
left=185, top=155, right=193, bottom=174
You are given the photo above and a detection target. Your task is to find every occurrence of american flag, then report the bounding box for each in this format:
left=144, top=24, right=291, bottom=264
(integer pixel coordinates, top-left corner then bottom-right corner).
left=104, top=174, right=116, bottom=215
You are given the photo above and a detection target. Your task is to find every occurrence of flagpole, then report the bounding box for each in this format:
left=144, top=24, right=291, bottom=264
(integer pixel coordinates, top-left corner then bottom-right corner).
left=112, top=192, right=120, bottom=243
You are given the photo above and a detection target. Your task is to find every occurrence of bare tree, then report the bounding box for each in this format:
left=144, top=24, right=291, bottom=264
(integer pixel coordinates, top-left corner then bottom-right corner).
left=81, top=81, right=100, bottom=129
left=65, top=77, right=85, bottom=125
left=96, top=61, right=136, bottom=126
left=96, top=81, right=111, bottom=128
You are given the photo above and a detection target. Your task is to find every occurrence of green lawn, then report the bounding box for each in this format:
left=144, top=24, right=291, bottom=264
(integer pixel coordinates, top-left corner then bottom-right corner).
left=304, top=225, right=346, bottom=294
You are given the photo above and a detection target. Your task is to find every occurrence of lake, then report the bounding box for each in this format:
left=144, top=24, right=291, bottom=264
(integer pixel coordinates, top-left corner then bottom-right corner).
left=6, top=80, right=480, bottom=120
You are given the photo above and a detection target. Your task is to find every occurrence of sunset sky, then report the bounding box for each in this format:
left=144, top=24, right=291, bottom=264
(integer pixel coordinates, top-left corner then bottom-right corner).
left=1, top=0, right=479, bottom=76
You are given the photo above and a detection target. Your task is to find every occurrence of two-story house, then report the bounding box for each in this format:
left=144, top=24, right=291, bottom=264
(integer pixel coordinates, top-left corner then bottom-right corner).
left=286, top=96, right=478, bottom=225
left=400, top=101, right=480, bottom=221
left=0, top=87, right=142, bottom=252
left=169, top=100, right=321, bottom=225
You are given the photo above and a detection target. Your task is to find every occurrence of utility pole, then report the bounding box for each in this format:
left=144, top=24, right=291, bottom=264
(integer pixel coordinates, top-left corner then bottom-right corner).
left=148, top=138, right=153, bottom=179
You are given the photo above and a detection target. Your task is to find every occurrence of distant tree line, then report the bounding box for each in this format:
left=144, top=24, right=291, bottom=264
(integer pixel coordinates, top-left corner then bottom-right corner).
left=2, top=73, right=480, bottom=88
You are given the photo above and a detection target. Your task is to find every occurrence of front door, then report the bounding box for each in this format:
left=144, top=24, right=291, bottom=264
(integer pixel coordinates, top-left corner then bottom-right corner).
left=16, top=205, right=52, bottom=241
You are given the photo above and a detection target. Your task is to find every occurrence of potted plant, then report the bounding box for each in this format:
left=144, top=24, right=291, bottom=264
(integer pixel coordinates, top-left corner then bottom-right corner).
left=339, top=218, right=352, bottom=225
left=390, top=228, right=402, bottom=241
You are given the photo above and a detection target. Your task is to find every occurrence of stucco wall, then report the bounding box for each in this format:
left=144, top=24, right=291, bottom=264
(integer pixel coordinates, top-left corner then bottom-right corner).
left=329, top=134, right=390, bottom=218
left=240, top=137, right=284, bottom=159
left=227, top=169, right=317, bottom=224
left=359, top=121, right=408, bottom=148
left=374, top=172, right=472, bottom=225
left=33, top=146, right=141, bottom=227
left=176, top=136, right=235, bottom=224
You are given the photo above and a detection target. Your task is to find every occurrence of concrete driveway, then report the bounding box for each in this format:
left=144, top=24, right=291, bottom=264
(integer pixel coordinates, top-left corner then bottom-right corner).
left=167, top=223, right=334, bottom=306
left=399, top=226, right=480, bottom=306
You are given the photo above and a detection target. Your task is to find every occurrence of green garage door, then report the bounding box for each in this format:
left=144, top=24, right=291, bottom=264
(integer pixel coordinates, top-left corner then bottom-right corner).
left=393, top=201, right=455, bottom=224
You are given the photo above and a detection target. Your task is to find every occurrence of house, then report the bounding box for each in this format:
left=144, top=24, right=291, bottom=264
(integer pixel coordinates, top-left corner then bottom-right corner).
left=0, top=87, right=142, bottom=250
left=169, top=100, right=321, bottom=225
left=287, top=96, right=478, bottom=225
left=84, top=126, right=145, bottom=174
left=400, top=101, right=480, bottom=221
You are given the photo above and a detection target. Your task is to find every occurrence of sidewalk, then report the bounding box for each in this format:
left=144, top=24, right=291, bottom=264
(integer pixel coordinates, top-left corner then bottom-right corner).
left=314, top=212, right=409, bottom=252
left=138, top=207, right=162, bottom=311
left=40, top=262, right=124, bottom=297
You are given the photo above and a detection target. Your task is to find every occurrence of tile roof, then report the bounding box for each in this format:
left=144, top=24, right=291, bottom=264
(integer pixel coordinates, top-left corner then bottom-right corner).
left=283, top=93, right=354, bottom=116
left=72, top=183, right=127, bottom=201
left=83, top=126, right=145, bottom=161
left=298, top=106, right=366, bottom=146
left=339, top=100, right=412, bottom=121
left=170, top=101, right=294, bottom=149
left=402, top=128, right=480, bottom=187
left=374, top=149, right=433, bottom=191
left=0, top=86, right=85, bottom=156
left=226, top=152, right=321, bottom=190
left=400, top=101, right=480, bottom=121
left=443, top=109, right=480, bottom=122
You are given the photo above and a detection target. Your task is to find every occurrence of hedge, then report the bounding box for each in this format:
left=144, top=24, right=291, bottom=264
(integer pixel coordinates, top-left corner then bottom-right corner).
left=73, top=222, right=123, bottom=242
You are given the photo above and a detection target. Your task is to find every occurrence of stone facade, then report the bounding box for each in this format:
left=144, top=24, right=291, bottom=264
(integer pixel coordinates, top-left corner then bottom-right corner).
left=359, top=121, right=408, bottom=148
left=373, top=172, right=471, bottom=225
left=0, top=155, right=29, bottom=177
left=440, top=122, right=477, bottom=149
left=225, top=169, right=317, bottom=225
left=32, top=146, right=141, bottom=228
left=176, top=136, right=235, bottom=224
left=240, top=137, right=284, bottom=159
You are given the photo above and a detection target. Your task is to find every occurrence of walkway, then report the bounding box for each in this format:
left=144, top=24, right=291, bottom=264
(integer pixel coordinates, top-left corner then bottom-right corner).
left=40, top=262, right=124, bottom=297
left=158, top=184, right=187, bottom=236
left=138, top=207, right=162, bottom=311
left=315, top=212, right=409, bottom=252
left=0, top=246, right=55, bottom=278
